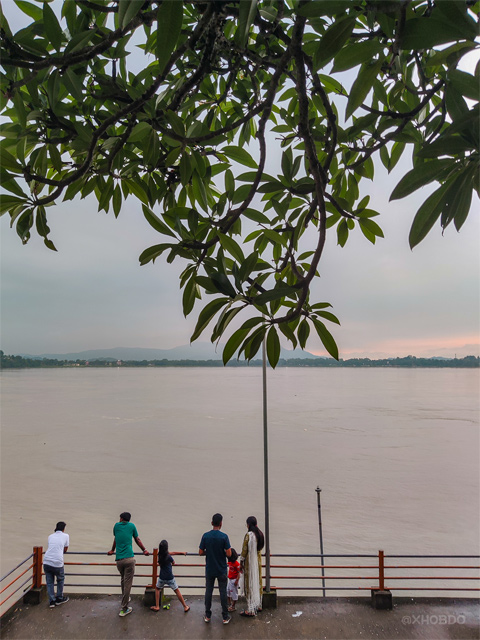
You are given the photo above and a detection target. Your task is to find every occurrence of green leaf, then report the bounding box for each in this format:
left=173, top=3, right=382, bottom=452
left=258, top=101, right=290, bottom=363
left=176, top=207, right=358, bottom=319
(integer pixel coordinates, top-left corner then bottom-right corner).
left=118, top=0, right=142, bottom=29
left=337, top=218, right=348, bottom=247
left=210, top=272, right=237, bottom=298
left=313, top=17, right=356, bottom=69
left=279, top=322, right=297, bottom=350
left=390, top=159, right=452, bottom=200
left=243, top=326, right=267, bottom=361
left=332, top=40, right=384, bottom=73
left=417, top=136, right=472, bottom=158
left=314, top=310, right=340, bottom=325
left=346, top=59, right=384, bottom=120
left=312, top=319, right=339, bottom=360
left=218, top=234, right=245, bottom=263
left=14, top=1, right=43, bottom=21
left=191, top=297, right=230, bottom=343
left=254, top=283, right=296, bottom=305
left=0, top=194, right=27, bottom=215
left=235, top=0, right=257, bottom=47
left=298, top=319, right=310, bottom=349
left=63, top=68, right=84, bottom=102
left=113, top=185, right=122, bottom=218
left=400, top=17, right=476, bottom=50
left=182, top=277, right=197, bottom=317
left=359, top=218, right=384, bottom=238
left=448, top=69, right=479, bottom=102
left=138, top=243, right=172, bottom=265
left=221, top=146, right=258, bottom=168
left=142, top=205, right=177, bottom=238
left=243, top=208, right=270, bottom=224
left=223, top=327, right=249, bottom=364
left=156, top=0, right=183, bottom=73
left=192, top=171, right=208, bottom=211
left=409, top=182, right=449, bottom=249
left=266, top=326, right=281, bottom=368
left=297, top=0, right=349, bottom=17
left=212, top=306, right=243, bottom=342
left=0, top=147, right=22, bottom=172
left=43, top=1, right=63, bottom=51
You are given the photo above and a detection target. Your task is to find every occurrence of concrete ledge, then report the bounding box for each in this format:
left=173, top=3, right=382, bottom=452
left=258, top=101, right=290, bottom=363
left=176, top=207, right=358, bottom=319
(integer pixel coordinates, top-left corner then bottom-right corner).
left=262, top=589, right=277, bottom=609
left=371, top=589, right=393, bottom=610
left=23, top=586, right=46, bottom=606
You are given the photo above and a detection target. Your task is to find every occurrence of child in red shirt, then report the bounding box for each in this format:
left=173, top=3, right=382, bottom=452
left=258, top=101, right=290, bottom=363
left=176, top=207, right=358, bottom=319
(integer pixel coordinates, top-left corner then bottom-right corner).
left=227, top=548, right=241, bottom=612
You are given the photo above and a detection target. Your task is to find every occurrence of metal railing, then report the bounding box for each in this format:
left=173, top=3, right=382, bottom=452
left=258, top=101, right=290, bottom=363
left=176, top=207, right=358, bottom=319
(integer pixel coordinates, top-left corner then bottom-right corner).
left=0, top=552, right=34, bottom=612
left=2, top=547, right=478, bottom=616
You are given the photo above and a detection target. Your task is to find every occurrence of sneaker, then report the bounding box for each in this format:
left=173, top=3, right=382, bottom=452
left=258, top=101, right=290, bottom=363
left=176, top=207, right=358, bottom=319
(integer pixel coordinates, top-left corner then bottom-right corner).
left=204, top=615, right=211, bottom=623
left=55, top=596, right=69, bottom=606
left=119, top=606, right=133, bottom=617
left=223, top=616, right=231, bottom=624
left=49, top=601, right=56, bottom=608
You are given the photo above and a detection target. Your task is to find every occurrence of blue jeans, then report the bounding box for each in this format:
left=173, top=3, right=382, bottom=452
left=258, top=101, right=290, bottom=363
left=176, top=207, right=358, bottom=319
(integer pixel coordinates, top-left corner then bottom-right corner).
left=205, top=573, right=228, bottom=620
left=44, top=564, right=65, bottom=603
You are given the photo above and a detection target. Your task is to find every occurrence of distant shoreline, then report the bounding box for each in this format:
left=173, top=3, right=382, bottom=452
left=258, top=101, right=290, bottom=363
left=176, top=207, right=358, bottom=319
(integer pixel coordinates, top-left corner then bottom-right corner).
left=1, top=353, right=478, bottom=369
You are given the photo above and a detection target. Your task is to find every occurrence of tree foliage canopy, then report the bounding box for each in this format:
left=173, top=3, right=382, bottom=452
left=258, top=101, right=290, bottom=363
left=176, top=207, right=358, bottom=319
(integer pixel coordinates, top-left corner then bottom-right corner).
left=0, top=0, right=478, bottom=366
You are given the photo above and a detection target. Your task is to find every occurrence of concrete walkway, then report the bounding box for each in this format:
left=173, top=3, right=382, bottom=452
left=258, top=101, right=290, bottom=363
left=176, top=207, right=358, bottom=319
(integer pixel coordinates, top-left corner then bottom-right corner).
left=1, top=595, right=479, bottom=640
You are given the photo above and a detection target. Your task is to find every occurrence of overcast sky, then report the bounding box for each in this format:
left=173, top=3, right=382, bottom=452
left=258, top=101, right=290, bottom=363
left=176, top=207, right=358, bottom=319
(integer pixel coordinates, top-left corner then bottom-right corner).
left=1, top=3, right=478, bottom=359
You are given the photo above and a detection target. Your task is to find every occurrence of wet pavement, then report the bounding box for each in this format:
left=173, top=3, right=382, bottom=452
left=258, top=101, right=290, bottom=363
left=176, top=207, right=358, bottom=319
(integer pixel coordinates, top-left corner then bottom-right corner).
left=1, top=595, right=479, bottom=640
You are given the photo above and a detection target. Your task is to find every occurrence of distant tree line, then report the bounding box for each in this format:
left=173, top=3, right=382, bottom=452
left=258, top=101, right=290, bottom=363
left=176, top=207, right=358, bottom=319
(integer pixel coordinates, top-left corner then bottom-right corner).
left=1, top=351, right=478, bottom=369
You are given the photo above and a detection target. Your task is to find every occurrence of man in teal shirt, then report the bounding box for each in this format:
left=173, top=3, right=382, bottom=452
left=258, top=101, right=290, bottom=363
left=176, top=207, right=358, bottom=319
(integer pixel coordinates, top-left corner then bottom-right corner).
left=107, top=512, right=149, bottom=617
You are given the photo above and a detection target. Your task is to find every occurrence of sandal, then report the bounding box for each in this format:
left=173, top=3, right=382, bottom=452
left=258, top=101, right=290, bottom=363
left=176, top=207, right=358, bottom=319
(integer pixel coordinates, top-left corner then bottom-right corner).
left=239, top=610, right=255, bottom=617
left=184, top=606, right=190, bottom=613
left=228, top=606, right=236, bottom=612
left=150, top=606, right=160, bottom=612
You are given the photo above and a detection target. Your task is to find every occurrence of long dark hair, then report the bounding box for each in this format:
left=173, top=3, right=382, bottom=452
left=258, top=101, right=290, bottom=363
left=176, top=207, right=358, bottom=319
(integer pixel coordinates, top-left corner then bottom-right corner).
left=158, top=540, right=169, bottom=567
left=246, top=516, right=264, bottom=552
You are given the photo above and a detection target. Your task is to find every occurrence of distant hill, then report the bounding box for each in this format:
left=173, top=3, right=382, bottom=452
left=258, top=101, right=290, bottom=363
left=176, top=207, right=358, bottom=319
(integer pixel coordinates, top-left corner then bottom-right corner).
left=18, top=343, right=321, bottom=361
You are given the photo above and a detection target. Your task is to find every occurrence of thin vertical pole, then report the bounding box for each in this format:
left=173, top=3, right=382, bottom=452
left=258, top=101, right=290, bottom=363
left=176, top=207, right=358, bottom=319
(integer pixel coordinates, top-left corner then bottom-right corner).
left=151, top=547, right=158, bottom=589
left=315, top=488, right=326, bottom=597
left=33, top=547, right=43, bottom=589
left=378, top=550, right=385, bottom=591
left=262, top=337, right=271, bottom=593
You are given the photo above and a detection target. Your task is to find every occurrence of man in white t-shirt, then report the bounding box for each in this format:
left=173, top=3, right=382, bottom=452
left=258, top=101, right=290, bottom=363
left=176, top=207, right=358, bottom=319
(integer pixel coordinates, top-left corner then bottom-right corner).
left=43, top=521, right=69, bottom=608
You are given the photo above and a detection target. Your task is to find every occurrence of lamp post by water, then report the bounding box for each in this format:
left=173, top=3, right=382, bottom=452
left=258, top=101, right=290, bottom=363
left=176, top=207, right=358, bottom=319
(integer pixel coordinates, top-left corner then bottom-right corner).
left=316, top=486, right=326, bottom=597
left=262, top=337, right=271, bottom=593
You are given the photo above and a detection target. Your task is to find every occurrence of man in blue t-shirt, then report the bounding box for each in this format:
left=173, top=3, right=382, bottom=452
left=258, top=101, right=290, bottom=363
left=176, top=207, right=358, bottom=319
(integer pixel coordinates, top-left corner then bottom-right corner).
left=199, top=513, right=232, bottom=624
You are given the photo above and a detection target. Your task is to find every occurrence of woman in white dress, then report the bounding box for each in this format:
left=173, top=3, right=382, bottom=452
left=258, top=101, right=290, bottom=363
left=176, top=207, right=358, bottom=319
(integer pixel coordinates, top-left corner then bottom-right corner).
left=239, top=516, right=264, bottom=616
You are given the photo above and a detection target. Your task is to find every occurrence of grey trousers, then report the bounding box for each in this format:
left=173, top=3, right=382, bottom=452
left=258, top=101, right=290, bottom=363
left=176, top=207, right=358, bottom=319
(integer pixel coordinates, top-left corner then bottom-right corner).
left=116, top=557, right=136, bottom=610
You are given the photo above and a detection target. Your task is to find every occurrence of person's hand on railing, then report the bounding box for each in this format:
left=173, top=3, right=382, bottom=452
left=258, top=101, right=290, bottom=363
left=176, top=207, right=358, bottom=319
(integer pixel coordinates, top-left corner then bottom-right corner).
left=107, top=550, right=114, bottom=556
left=143, top=549, right=150, bottom=556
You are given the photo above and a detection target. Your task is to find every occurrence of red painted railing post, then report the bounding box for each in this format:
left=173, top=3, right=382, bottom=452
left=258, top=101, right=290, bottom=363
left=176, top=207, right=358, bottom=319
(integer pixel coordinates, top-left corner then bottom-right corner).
left=378, top=550, right=385, bottom=591
left=151, top=548, right=158, bottom=588
left=33, top=547, right=43, bottom=588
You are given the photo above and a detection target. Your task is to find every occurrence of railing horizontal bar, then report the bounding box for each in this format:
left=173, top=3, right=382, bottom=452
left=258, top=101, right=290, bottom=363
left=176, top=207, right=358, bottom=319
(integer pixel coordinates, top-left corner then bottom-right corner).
left=385, top=555, right=480, bottom=559
left=63, top=562, right=152, bottom=567
left=279, top=587, right=382, bottom=591
left=386, top=566, right=480, bottom=570
left=64, top=584, right=148, bottom=588
left=65, top=572, right=153, bottom=578
left=271, top=586, right=480, bottom=591
left=380, top=587, right=480, bottom=591
left=383, top=576, right=480, bottom=580
left=270, top=554, right=377, bottom=558
left=270, top=565, right=377, bottom=569
left=270, top=576, right=377, bottom=580
left=49, top=552, right=480, bottom=559
left=0, top=555, right=34, bottom=583
left=0, top=577, right=33, bottom=607
left=0, top=565, right=34, bottom=595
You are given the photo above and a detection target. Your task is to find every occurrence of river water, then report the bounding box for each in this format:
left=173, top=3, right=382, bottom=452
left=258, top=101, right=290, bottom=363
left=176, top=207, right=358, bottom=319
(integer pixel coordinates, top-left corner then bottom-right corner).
left=1, top=367, right=479, bottom=591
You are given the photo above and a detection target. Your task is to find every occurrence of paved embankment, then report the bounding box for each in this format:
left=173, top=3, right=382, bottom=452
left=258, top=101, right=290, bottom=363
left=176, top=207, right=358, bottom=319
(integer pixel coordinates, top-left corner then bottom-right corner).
left=1, top=595, right=479, bottom=640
